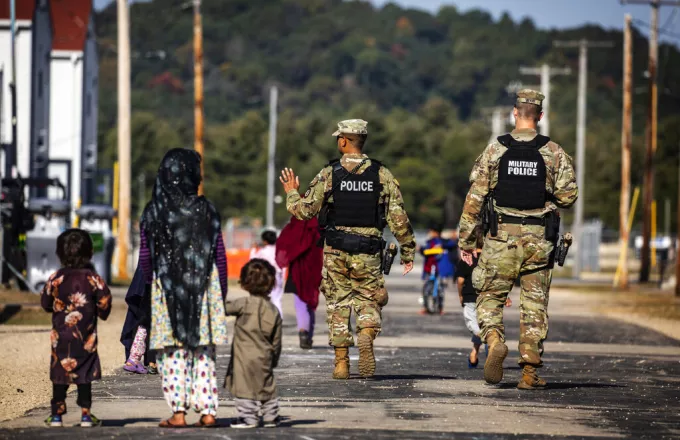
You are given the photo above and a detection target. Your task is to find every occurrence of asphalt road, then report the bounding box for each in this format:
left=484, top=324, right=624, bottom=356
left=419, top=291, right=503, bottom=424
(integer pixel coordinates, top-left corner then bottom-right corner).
left=2, top=274, right=679, bottom=439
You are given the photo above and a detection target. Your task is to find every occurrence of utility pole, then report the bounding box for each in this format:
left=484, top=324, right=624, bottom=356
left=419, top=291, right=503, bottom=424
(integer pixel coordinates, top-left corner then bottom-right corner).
left=519, top=64, right=571, bottom=137
left=484, top=106, right=512, bottom=144
left=1, top=0, right=18, bottom=282
left=554, top=39, right=614, bottom=280
left=266, top=86, right=278, bottom=229
left=193, top=0, right=205, bottom=194
left=489, top=107, right=506, bottom=143
left=619, top=14, right=634, bottom=290
left=116, top=0, right=131, bottom=281
left=621, top=0, right=680, bottom=281
left=7, top=0, right=17, bottom=177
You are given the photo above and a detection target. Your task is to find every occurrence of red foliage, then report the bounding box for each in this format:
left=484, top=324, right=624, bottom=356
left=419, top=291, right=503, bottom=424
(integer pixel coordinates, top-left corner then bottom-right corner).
left=148, top=72, right=185, bottom=94
left=391, top=43, right=408, bottom=59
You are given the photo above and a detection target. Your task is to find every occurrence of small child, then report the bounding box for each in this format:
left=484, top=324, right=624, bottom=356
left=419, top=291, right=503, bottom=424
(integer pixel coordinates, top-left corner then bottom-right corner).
left=41, top=229, right=112, bottom=427
left=122, top=267, right=157, bottom=375
left=225, top=259, right=282, bottom=429
left=455, top=229, right=510, bottom=369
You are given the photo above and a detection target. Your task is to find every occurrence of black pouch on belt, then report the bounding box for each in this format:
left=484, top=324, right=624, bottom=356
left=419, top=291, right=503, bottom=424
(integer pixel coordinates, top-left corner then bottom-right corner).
left=545, top=211, right=560, bottom=242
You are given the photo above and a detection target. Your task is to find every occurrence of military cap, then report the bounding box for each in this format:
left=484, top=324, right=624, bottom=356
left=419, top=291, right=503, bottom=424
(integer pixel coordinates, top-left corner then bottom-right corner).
left=332, top=119, right=368, bottom=137
left=516, top=89, right=545, bottom=107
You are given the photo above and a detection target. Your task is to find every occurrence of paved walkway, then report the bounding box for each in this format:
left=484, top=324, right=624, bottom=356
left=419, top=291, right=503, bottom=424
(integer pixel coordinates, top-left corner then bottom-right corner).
left=2, top=273, right=680, bottom=439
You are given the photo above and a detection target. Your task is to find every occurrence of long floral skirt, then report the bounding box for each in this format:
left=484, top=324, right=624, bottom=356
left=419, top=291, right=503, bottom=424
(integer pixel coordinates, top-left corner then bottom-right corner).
left=150, top=266, right=227, bottom=415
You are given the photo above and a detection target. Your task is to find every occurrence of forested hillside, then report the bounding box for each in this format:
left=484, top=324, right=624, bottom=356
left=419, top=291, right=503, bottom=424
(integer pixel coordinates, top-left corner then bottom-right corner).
left=94, top=0, right=680, bottom=230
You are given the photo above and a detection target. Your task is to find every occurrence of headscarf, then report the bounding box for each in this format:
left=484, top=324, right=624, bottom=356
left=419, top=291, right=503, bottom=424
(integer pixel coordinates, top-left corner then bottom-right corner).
left=141, top=148, right=220, bottom=348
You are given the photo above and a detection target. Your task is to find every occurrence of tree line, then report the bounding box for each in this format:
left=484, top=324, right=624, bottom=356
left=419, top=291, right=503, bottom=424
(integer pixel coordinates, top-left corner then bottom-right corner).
left=94, top=0, right=680, bottom=231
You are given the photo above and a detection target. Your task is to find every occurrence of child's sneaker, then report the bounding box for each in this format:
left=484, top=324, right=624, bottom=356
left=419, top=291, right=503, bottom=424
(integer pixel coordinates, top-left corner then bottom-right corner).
left=44, top=415, right=63, bottom=427
left=263, top=417, right=281, bottom=428
left=230, top=418, right=258, bottom=429
left=81, top=413, right=102, bottom=427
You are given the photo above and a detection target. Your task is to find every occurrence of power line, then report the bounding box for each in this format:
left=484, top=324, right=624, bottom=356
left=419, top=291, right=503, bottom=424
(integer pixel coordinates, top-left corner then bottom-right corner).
left=632, top=18, right=680, bottom=39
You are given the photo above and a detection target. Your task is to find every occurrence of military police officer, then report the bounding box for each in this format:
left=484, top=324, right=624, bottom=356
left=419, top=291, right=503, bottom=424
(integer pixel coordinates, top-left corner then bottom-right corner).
left=459, top=90, right=578, bottom=390
left=280, top=119, right=416, bottom=379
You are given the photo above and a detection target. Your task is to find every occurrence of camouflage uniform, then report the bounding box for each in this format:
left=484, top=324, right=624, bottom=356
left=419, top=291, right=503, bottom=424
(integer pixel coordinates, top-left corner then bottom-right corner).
left=286, top=120, right=416, bottom=348
left=459, top=91, right=578, bottom=368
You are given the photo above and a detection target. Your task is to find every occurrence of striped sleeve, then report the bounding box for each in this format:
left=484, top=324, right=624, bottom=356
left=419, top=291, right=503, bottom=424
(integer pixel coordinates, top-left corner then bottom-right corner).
left=215, top=232, right=228, bottom=300
left=139, top=230, right=153, bottom=283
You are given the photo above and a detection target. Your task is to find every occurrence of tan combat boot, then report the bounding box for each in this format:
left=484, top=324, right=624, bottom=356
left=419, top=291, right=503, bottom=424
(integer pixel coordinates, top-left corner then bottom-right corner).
left=517, top=365, right=547, bottom=390
left=357, top=328, right=377, bottom=378
left=483, top=330, right=508, bottom=385
left=332, top=347, right=350, bottom=380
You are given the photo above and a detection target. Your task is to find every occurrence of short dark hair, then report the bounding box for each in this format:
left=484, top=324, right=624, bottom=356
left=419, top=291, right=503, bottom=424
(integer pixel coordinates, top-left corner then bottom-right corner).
left=56, top=229, right=94, bottom=269
left=343, top=133, right=368, bottom=150
left=261, top=230, right=277, bottom=245
left=428, top=224, right=442, bottom=234
left=240, top=259, right=276, bottom=297
left=515, top=103, right=542, bottom=123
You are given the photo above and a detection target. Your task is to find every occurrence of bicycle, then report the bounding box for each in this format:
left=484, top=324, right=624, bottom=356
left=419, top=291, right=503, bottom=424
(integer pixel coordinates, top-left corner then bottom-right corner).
left=422, top=247, right=446, bottom=314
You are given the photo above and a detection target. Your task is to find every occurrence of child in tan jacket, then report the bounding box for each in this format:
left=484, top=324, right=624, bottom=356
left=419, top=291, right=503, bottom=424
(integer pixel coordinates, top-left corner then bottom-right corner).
left=225, top=259, right=283, bottom=429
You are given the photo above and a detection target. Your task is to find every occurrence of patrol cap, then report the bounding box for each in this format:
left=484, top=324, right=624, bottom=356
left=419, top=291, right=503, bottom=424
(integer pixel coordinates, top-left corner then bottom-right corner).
left=332, top=119, right=368, bottom=137
left=516, top=89, right=545, bottom=107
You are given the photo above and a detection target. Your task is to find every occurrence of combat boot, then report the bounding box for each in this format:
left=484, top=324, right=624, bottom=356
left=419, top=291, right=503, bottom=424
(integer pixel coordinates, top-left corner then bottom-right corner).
left=332, top=347, right=350, bottom=380
left=517, top=365, right=547, bottom=390
left=358, top=328, right=377, bottom=377
left=483, top=330, right=508, bottom=385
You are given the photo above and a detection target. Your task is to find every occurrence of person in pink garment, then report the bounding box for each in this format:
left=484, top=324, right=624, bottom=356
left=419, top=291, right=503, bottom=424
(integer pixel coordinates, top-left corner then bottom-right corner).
left=275, top=217, right=323, bottom=350
left=249, top=231, right=284, bottom=317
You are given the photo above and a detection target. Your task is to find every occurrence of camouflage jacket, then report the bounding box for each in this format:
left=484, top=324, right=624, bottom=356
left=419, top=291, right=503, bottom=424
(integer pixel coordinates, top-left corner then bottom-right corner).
left=286, top=153, right=416, bottom=263
left=459, top=128, right=578, bottom=251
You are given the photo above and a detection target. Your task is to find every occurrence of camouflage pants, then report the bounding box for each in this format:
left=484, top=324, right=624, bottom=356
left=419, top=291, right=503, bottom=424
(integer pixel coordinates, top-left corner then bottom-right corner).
left=472, top=224, right=554, bottom=367
left=321, top=247, right=388, bottom=347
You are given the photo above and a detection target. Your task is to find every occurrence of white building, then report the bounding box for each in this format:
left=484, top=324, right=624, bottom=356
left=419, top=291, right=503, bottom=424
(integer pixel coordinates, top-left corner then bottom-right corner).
left=48, top=0, right=98, bottom=206
left=0, top=0, right=51, bottom=181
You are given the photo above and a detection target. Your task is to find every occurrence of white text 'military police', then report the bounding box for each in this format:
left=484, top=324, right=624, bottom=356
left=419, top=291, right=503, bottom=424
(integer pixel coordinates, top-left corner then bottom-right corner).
left=507, top=161, right=539, bottom=176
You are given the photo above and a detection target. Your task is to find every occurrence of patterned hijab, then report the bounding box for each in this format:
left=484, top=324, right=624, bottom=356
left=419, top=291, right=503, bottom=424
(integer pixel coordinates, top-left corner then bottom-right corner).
left=141, top=148, right=220, bottom=348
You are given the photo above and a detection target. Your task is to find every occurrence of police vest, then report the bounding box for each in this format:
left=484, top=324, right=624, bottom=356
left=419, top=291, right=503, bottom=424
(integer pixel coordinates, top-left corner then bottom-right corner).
left=327, top=159, right=383, bottom=228
left=494, top=134, right=549, bottom=210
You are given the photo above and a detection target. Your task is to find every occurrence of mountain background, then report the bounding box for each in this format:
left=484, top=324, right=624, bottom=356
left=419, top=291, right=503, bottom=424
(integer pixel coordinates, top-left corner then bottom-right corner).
left=94, top=0, right=680, bottom=232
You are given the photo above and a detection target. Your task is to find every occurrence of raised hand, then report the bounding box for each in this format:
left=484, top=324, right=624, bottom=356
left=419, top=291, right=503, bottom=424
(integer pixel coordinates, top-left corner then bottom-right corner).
left=279, top=168, right=300, bottom=193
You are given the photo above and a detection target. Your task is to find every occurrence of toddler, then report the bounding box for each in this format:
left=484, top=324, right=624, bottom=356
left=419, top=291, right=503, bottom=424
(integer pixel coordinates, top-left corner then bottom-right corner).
left=456, top=229, right=510, bottom=368
left=225, top=259, right=282, bottom=429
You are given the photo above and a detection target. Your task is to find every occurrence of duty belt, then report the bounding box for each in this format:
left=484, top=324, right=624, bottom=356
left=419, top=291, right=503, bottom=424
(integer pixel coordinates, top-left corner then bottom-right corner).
left=498, top=214, right=545, bottom=226
left=325, top=230, right=385, bottom=255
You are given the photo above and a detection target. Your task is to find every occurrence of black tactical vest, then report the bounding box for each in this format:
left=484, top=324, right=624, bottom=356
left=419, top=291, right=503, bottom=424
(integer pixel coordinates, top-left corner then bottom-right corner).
left=494, top=134, right=550, bottom=210
left=328, top=159, right=383, bottom=228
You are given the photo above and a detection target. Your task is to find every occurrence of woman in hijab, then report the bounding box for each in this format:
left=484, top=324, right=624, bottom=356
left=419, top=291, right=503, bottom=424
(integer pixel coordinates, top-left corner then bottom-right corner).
left=139, top=149, right=228, bottom=428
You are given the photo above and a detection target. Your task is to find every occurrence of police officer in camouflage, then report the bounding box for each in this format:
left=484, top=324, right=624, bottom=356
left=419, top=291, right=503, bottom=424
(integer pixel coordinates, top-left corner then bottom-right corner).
left=459, top=90, right=578, bottom=390
left=280, top=119, right=416, bottom=379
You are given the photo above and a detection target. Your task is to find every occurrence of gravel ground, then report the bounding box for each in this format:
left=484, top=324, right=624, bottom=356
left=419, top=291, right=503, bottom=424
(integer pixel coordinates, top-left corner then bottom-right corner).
left=0, top=290, right=128, bottom=422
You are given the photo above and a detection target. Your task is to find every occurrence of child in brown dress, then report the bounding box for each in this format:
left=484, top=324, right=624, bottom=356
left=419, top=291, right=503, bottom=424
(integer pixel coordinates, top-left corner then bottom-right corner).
left=41, top=229, right=112, bottom=427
